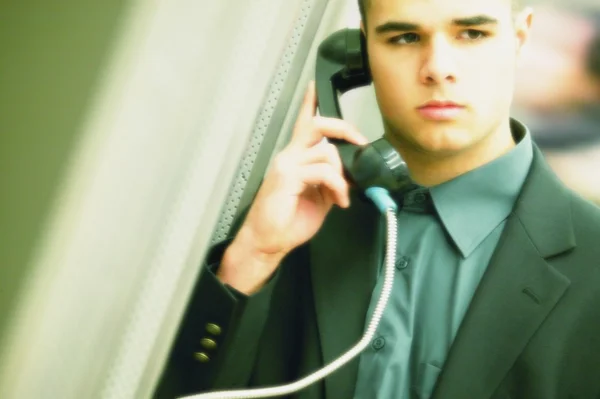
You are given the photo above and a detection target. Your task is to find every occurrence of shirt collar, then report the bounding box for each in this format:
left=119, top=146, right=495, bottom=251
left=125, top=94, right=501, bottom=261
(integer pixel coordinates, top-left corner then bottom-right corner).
left=429, top=118, right=534, bottom=258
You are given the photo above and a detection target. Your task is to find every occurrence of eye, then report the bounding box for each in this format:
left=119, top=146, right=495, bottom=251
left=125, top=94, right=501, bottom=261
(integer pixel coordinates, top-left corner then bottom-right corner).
left=459, top=29, right=488, bottom=41
left=390, top=32, right=421, bottom=45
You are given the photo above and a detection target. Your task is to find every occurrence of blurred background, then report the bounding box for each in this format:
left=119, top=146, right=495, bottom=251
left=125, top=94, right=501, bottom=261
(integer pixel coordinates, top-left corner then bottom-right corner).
left=513, top=1, right=600, bottom=204
left=1, top=0, right=598, bottom=398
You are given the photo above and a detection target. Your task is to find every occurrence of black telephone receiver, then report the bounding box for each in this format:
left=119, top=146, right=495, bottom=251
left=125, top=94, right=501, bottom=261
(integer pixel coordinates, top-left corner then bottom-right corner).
left=316, top=28, right=414, bottom=195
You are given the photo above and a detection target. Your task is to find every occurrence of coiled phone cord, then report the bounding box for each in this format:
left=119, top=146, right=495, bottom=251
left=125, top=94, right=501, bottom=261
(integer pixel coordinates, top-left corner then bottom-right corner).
left=181, top=187, right=397, bottom=399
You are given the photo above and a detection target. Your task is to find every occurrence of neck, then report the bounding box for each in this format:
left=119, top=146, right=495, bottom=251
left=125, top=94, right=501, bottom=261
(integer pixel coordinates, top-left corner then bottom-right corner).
left=390, top=119, right=516, bottom=187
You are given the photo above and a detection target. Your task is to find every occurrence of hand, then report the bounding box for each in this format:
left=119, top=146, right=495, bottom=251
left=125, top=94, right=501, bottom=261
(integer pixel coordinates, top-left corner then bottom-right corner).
left=218, top=81, right=368, bottom=294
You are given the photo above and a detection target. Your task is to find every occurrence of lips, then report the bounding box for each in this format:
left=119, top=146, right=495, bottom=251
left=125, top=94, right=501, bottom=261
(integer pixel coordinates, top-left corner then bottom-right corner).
left=417, top=100, right=465, bottom=121
left=419, top=100, right=463, bottom=108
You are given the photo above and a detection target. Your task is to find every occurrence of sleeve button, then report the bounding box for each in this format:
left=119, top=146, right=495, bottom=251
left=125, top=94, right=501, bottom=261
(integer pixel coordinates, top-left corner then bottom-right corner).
left=201, top=338, right=217, bottom=350
left=194, top=352, right=210, bottom=363
left=206, top=323, right=222, bottom=335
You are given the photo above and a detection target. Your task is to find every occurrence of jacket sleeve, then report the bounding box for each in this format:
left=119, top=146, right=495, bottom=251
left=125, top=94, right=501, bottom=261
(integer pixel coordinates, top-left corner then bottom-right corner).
left=154, top=210, right=284, bottom=398
left=192, top=243, right=283, bottom=391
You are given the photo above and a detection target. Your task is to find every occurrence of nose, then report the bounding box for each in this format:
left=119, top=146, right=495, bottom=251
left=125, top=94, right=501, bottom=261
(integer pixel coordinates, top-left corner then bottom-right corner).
left=419, top=34, right=457, bottom=85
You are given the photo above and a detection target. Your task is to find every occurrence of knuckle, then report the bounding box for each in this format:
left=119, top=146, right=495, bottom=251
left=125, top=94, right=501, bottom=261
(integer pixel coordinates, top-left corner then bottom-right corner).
left=327, top=168, right=343, bottom=187
left=313, top=116, right=336, bottom=133
left=319, top=166, right=333, bottom=182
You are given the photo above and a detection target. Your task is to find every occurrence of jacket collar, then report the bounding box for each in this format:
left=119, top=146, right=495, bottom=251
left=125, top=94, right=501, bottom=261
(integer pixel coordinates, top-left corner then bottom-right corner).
left=430, top=118, right=534, bottom=258
left=430, top=144, right=574, bottom=398
left=309, top=144, right=575, bottom=398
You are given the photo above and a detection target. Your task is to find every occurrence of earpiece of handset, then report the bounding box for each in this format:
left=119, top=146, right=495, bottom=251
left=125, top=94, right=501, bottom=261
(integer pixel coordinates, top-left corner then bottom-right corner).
left=315, top=28, right=414, bottom=194
left=332, top=138, right=414, bottom=193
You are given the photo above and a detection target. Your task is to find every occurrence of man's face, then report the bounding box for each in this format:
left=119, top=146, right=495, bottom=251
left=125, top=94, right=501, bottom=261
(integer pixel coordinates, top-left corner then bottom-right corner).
left=362, top=0, right=531, bottom=157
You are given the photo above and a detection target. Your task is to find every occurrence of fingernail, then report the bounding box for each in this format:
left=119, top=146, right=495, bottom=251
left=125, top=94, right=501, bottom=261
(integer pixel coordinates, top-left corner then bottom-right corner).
left=355, top=130, right=368, bottom=145
left=343, top=195, right=350, bottom=208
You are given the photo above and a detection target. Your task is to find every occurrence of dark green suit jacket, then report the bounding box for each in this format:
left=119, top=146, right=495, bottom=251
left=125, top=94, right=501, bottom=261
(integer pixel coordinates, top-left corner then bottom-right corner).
left=156, top=146, right=600, bottom=399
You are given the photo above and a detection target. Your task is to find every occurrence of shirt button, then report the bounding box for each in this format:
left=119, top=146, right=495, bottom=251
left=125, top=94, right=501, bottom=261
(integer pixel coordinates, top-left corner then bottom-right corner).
left=372, top=337, right=386, bottom=350
left=396, top=256, right=410, bottom=270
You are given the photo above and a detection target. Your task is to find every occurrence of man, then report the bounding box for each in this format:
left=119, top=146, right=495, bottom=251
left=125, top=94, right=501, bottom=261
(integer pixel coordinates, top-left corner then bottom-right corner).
left=156, top=0, right=600, bottom=398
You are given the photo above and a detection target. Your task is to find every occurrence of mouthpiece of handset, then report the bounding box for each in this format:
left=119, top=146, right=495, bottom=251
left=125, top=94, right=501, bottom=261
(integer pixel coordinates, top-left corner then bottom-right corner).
left=334, top=138, right=415, bottom=194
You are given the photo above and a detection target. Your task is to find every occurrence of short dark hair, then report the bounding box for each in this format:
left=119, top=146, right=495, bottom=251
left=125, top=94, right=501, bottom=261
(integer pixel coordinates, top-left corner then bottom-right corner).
left=357, top=0, right=523, bottom=27
left=357, top=0, right=368, bottom=25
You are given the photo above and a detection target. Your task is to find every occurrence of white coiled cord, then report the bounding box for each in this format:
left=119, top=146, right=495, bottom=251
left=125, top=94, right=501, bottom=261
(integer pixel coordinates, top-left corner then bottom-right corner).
left=180, top=206, right=397, bottom=399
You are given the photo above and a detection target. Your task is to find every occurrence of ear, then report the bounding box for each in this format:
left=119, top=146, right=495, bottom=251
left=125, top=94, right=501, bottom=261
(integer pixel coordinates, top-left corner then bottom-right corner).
left=515, top=7, right=534, bottom=57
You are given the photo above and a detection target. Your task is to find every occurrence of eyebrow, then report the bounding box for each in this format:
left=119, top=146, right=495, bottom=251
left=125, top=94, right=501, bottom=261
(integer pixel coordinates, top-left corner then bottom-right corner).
left=375, top=21, right=419, bottom=34
left=453, top=15, right=498, bottom=27
left=375, top=15, right=499, bottom=35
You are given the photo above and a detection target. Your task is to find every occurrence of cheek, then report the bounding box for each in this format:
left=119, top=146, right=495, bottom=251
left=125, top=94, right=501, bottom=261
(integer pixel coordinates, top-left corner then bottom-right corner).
left=370, top=57, right=418, bottom=115
left=462, top=47, right=517, bottom=113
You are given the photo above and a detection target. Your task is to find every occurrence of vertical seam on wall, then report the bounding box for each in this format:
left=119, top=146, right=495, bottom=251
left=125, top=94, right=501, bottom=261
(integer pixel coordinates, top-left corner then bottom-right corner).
left=210, top=0, right=320, bottom=244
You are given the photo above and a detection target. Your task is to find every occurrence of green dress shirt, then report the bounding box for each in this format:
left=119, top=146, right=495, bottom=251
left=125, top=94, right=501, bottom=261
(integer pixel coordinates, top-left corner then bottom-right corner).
left=353, top=119, right=533, bottom=399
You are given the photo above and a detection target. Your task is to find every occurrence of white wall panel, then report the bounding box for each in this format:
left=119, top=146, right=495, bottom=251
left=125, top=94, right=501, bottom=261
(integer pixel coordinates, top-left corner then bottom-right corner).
left=0, top=1, right=329, bottom=398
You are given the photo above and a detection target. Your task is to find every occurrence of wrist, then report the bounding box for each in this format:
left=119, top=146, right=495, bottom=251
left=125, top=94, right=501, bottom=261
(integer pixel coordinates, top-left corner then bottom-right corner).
left=217, top=228, right=286, bottom=295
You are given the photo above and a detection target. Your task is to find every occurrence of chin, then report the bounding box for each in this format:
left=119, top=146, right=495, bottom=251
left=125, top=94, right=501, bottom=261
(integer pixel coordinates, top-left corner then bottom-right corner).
left=396, top=122, right=477, bottom=156
left=416, top=141, right=473, bottom=156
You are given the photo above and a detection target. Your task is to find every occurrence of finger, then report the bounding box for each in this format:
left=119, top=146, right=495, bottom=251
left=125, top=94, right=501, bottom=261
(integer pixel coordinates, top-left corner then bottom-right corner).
left=303, top=184, right=334, bottom=210
left=317, top=185, right=336, bottom=209
left=291, top=81, right=317, bottom=142
left=299, top=163, right=350, bottom=208
left=298, top=142, right=343, bottom=175
left=296, top=116, right=369, bottom=148
left=316, top=117, right=369, bottom=146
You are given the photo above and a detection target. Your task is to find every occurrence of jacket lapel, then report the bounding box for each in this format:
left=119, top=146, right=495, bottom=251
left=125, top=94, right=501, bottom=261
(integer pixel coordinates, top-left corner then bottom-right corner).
left=309, top=191, right=384, bottom=399
left=431, top=147, right=576, bottom=398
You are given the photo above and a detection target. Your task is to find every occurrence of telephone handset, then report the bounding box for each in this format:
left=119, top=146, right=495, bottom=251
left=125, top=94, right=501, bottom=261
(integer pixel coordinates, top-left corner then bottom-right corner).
left=315, top=28, right=414, bottom=197
left=183, top=28, right=403, bottom=399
